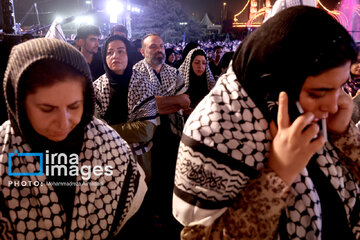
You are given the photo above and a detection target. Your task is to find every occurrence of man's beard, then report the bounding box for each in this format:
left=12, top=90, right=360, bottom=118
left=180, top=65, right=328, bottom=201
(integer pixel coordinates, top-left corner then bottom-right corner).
left=150, top=52, right=165, bottom=66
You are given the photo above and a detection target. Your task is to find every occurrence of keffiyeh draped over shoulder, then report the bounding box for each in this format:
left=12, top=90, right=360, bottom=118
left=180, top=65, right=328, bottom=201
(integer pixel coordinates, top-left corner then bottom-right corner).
left=127, top=60, right=186, bottom=153
left=173, top=6, right=360, bottom=240
left=173, top=65, right=360, bottom=239
left=0, top=37, right=147, bottom=240
left=0, top=118, right=147, bottom=240
left=93, top=74, right=111, bottom=116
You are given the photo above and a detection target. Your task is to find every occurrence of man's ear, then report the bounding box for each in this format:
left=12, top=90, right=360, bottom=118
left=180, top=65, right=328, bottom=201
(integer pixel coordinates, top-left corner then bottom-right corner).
left=140, top=48, right=145, bottom=57
left=78, top=39, right=85, bottom=48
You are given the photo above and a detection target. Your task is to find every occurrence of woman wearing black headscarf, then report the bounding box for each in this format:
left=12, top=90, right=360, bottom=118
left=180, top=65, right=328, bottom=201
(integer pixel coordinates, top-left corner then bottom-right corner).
left=173, top=6, right=360, bottom=239
left=165, top=48, right=176, bottom=67
left=179, top=48, right=216, bottom=117
left=93, top=35, right=155, bottom=183
left=94, top=35, right=134, bottom=125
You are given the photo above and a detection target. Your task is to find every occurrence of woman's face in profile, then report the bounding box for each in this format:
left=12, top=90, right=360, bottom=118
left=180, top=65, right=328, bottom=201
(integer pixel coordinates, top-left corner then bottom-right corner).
left=299, top=61, right=351, bottom=121
left=106, top=40, right=128, bottom=75
left=25, top=78, right=84, bottom=142
left=192, top=55, right=206, bottom=77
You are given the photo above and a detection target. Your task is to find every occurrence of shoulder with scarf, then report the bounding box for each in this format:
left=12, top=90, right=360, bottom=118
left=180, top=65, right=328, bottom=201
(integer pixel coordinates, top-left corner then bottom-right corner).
left=93, top=74, right=111, bottom=117
left=0, top=118, right=147, bottom=240
left=128, top=60, right=185, bottom=121
left=173, top=67, right=293, bottom=239
left=173, top=67, right=360, bottom=239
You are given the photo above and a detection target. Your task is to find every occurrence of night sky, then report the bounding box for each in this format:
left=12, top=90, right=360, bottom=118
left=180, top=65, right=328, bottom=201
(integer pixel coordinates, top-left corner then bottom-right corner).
left=13, top=0, right=341, bottom=28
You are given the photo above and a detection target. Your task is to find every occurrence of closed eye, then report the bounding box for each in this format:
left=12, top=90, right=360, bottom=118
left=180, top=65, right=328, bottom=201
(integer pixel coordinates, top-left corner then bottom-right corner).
left=68, top=101, right=82, bottom=110
left=39, top=106, right=55, bottom=113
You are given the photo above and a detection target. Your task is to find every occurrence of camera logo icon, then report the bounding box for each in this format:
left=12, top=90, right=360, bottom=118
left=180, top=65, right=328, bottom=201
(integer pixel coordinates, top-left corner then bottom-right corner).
left=8, top=150, right=43, bottom=176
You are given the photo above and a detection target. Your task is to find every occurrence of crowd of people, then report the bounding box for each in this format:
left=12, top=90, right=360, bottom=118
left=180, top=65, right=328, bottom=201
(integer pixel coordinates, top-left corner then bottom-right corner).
left=0, top=5, right=359, bottom=240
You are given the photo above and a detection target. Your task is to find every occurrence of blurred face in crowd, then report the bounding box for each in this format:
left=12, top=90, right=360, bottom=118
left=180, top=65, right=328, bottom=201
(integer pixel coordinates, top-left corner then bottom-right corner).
left=207, top=50, right=213, bottom=60
left=176, top=52, right=182, bottom=61
left=82, top=34, right=99, bottom=54
left=350, top=55, right=360, bottom=76
left=192, top=55, right=206, bottom=77
left=215, top=48, right=222, bottom=61
left=113, top=31, right=127, bottom=38
left=167, top=52, right=175, bottom=64
left=299, top=61, right=350, bottom=121
left=25, top=79, right=84, bottom=142
left=141, top=35, right=165, bottom=67
left=106, top=40, right=128, bottom=75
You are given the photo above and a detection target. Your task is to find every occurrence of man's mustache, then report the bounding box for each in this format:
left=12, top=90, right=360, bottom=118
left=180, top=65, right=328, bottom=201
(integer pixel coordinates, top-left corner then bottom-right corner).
left=156, top=52, right=164, bottom=57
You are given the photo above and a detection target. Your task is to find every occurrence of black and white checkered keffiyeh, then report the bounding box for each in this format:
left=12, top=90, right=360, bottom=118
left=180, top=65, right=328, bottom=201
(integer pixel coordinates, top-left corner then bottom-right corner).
left=178, top=48, right=216, bottom=92
left=0, top=118, right=147, bottom=240
left=93, top=74, right=111, bottom=117
left=127, top=59, right=186, bottom=154
left=173, top=66, right=360, bottom=239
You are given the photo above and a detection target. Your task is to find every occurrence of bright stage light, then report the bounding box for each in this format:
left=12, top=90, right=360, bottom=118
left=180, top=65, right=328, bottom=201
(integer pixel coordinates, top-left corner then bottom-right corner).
left=106, top=0, right=124, bottom=15
left=54, top=16, right=63, bottom=23
left=75, top=16, right=94, bottom=24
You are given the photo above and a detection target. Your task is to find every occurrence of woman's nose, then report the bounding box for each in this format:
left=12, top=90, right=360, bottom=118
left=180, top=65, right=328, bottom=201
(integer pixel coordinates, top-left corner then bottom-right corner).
left=57, top=109, right=70, bottom=129
left=320, top=92, right=339, bottom=114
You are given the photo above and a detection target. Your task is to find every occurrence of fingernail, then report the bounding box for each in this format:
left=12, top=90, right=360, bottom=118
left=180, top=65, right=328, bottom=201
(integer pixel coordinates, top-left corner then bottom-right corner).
left=308, top=113, right=315, bottom=120
left=279, top=91, right=286, bottom=99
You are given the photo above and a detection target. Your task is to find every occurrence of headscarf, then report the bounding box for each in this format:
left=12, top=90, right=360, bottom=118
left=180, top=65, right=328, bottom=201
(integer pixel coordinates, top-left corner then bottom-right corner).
left=2, top=38, right=94, bottom=237
left=4, top=38, right=94, bottom=154
left=165, top=48, right=175, bottom=66
left=233, top=6, right=357, bottom=122
left=1, top=38, right=147, bottom=239
left=93, top=35, right=133, bottom=124
left=179, top=48, right=216, bottom=108
left=173, top=6, right=359, bottom=239
left=101, top=35, right=133, bottom=88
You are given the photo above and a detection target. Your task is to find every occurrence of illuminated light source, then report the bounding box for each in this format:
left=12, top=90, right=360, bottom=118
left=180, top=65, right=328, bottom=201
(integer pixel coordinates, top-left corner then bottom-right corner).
left=233, top=0, right=251, bottom=22
left=246, top=7, right=267, bottom=27
left=317, top=0, right=349, bottom=26
left=179, top=22, right=188, bottom=25
left=75, top=16, right=94, bottom=24
left=106, top=0, right=124, bottom=15
left=85, top=0, right=91, bottom=4
left=106, top=0, right=124, bottom=23
left=54, top=16, right=63, bottom=23
left=131, top=7, right=140, bottom=13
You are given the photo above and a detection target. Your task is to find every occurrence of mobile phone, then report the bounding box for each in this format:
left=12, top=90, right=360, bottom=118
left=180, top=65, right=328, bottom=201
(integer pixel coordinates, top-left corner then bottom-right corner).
left=289, top=101, right=327, bottom=142
left=288, top=101, right=304, bottom=123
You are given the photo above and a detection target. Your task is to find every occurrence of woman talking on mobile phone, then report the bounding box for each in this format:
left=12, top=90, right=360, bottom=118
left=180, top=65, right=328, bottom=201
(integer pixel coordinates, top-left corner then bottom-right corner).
left=172, top=6, right=360, bottom=240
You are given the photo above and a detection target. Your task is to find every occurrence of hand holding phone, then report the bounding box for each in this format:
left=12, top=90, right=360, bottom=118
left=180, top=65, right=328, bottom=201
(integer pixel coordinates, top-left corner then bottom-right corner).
left=291, top=101, right=327, bottom=142
left=268, top=92, right=326, bottom=185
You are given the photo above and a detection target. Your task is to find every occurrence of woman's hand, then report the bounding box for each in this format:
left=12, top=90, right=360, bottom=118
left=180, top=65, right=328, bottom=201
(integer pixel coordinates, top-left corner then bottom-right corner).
left=327, top=89, right=354, bottom=134
left=268, top=92, right=325, bottom=185
left=155, top=94, right=191, bottom=115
